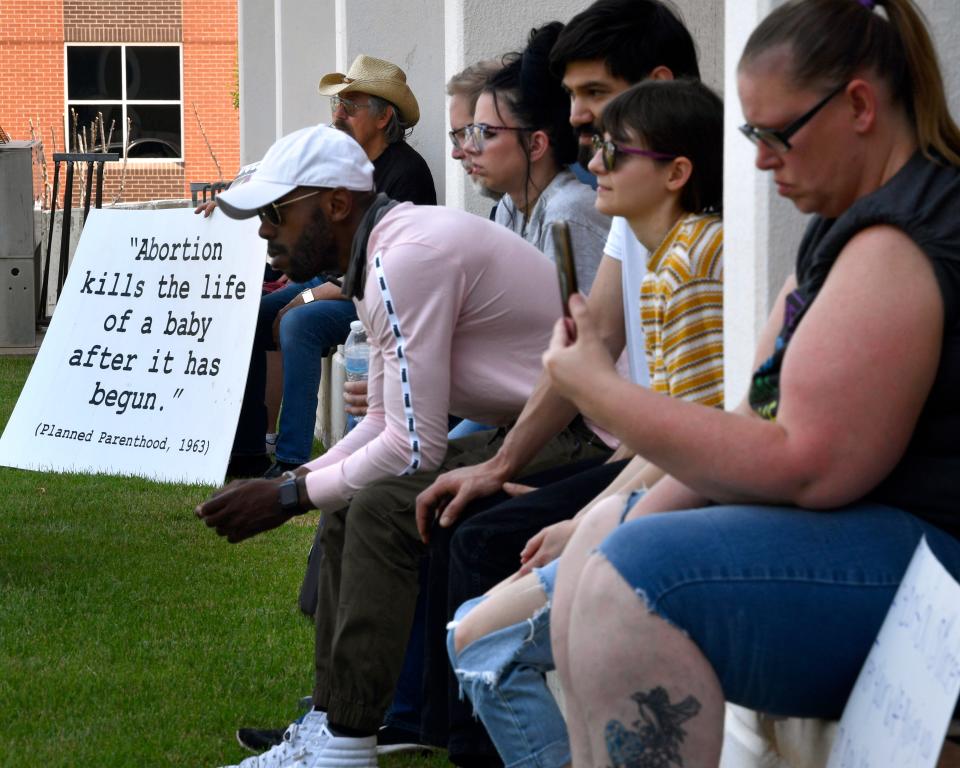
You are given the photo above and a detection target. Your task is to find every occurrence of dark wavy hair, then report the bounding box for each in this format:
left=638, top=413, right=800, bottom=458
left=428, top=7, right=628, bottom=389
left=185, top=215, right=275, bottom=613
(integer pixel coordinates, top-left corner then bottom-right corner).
left=549, top=0, right=700, bottom=83
left=599, top=79, right=724, bottom=214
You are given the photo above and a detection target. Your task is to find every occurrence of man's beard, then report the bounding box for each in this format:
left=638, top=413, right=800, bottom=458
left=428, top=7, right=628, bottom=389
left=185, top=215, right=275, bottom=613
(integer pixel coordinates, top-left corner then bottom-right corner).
left=575, top=123, right=597, bottom=167
left=470, top=174, right=502, bottom=201
left=460, top=161, right=502, bottom=201
left=282, top=209, right=338, bottom=283
left=333, top=118, right=353, bottom=138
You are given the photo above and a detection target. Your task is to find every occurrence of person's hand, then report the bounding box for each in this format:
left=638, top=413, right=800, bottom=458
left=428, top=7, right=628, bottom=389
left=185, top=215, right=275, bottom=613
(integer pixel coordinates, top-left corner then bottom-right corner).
left=194, top=199, right=218, bottom=217
left=271, top=282, right=346, bottom=347
left=415, top=460, right=510, bottom=544
left=518, top=519, right=576, bottom=575
left=343, top=379, right=368, bottom=416
left=195, top=478, right=293, bottom=543
left=542, top=293, right=617, bottom=405
left=502, top=482, right=535, bottom=497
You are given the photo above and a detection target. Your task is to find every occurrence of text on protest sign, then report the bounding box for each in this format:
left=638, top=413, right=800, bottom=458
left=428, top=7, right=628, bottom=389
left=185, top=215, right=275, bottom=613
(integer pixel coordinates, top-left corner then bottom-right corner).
left=827, top=537, right=960, bottom=768
left=0, top=208, right=263, bottom=485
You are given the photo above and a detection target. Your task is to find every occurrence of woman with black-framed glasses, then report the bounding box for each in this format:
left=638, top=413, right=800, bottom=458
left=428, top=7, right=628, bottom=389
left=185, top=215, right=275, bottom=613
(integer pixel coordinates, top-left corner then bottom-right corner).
left=544, top=1, right=960, bottom=766
left=461, top=23, right=610, bottom=294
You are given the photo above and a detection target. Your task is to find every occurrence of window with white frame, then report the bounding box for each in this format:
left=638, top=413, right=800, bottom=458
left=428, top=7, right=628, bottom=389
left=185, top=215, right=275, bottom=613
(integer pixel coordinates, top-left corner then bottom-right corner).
left=65, top=44, right=183, bottom=159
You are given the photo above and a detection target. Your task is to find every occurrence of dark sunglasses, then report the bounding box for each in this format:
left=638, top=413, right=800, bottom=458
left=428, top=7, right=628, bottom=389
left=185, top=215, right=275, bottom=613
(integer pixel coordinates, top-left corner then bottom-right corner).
left=590, top=134, right=676, bottom=171
left=257, top=190, right=321, bottom=227
left=739, top=81, right=848, bottom=153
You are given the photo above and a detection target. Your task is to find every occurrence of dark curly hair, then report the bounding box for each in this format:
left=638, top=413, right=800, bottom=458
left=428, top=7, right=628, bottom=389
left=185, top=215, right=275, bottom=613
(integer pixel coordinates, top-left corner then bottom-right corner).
left=483, top=23, right=578, bottom=215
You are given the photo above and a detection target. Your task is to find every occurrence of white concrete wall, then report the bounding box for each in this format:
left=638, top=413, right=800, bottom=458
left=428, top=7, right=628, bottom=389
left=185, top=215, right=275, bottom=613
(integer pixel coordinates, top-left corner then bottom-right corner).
left=335, top=0, right=446, bottom=203
left=237, top=0, right=277, bottom=165
left=238, top=0, right=336, bottom=166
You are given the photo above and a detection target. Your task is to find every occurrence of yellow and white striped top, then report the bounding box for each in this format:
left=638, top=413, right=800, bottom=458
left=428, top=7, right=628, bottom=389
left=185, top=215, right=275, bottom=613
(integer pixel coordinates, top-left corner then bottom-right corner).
left=640, top=212, right=724, bottom=407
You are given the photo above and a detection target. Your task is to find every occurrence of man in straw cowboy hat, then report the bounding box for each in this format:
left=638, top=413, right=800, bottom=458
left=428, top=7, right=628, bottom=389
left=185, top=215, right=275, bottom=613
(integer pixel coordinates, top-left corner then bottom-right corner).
left=228, top=54, right=436, bottom=482
left=196, top=123, right=607, bottom=768
left=318, top=54, right=435, bottom=207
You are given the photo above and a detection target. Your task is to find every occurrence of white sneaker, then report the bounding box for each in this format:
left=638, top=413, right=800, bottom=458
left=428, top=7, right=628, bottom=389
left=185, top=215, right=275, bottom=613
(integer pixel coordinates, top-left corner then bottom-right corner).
left=310, top=725, right=378, bottom=768
left=220, top=710, right=329, bottom=768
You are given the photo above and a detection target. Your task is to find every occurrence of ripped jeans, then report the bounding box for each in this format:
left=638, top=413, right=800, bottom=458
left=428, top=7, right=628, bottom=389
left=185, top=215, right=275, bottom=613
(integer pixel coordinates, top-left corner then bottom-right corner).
left=445, top=490, right=647, bottom=768
left=447, top=559, right=566, bottom=768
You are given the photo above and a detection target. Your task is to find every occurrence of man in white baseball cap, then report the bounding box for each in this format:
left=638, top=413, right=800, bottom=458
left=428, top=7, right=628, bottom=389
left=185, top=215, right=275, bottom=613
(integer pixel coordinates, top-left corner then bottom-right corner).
left=197, top=123, right=609, bottom=768
left=217, top=125, right=375, bottom=221
left=226, top=55, right=436, bottom=483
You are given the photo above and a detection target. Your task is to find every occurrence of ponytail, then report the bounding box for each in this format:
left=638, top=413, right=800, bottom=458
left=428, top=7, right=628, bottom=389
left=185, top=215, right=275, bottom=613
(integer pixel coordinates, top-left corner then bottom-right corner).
left=740, top=0, right=960, bottom=165
left=881, top=0, right=960, bottom=165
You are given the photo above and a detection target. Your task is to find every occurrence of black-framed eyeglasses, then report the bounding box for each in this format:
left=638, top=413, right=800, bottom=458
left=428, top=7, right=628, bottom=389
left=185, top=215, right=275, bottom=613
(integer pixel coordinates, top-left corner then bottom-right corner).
left=449, top=126, right=469, bottom=150
left=590, top=134, right=677, bottom=172
left=739, top=81, right=848, bottom=153
left=463, top=123, right=534, bottom=153
left=329, top=95, right=372, bottom=117
left=257, top=190, right=321, bottom=227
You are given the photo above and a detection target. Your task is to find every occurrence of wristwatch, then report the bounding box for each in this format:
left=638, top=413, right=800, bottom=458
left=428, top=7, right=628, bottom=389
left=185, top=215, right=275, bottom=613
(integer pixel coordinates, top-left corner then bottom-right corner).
left=300, top=288, right=315, bottom=304
left=277, top=470, right=306, bottom=514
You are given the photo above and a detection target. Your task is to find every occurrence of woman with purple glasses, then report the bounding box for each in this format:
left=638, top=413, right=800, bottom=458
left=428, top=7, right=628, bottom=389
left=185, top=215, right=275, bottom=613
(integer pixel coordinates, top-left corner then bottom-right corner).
left=447, top=77, right=725, bottom=768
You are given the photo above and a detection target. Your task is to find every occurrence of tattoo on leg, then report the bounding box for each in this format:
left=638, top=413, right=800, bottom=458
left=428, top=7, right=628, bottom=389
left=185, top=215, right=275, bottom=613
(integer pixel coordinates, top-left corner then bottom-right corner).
left=604, top=686, right=702, bottom=767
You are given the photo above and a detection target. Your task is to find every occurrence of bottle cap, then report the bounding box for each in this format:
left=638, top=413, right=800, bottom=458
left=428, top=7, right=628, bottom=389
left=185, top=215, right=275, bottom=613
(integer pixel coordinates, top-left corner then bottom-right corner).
left=350, top=320, right=364, bottom=332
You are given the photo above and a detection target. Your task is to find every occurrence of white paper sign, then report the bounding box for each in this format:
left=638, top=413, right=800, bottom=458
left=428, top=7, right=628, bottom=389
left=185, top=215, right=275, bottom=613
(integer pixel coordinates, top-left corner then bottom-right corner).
left=0, top=208, right=263, bottom=485
left=827, top=537, right=960, bottom=768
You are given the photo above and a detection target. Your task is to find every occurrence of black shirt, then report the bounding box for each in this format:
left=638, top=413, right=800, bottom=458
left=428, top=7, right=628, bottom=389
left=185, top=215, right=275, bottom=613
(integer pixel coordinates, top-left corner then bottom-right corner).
left=750, top=151, right=960, bottom=537
left=373, top=141, right=437, bottom=205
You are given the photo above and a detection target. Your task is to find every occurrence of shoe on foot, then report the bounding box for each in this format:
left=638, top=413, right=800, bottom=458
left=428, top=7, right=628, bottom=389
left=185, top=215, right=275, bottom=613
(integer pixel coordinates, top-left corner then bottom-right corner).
left=375, top=725, right=441, bottom=756
left=263, top=460, right=300, bottom=479
left=236, top=727, right=285, bottom=754
left=312, top=725, right=377, bottom=768
left=220, top=710, right=328, bottom=767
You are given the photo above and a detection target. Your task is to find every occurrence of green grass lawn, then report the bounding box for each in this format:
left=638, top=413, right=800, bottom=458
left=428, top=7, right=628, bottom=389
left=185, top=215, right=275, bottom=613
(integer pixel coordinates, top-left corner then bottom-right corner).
left=0, top=356, right=447, bottom=768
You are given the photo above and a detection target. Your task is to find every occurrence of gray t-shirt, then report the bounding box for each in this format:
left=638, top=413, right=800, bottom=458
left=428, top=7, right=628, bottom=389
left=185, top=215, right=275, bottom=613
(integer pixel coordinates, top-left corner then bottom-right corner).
left=494, top=169, right=609, bottom=293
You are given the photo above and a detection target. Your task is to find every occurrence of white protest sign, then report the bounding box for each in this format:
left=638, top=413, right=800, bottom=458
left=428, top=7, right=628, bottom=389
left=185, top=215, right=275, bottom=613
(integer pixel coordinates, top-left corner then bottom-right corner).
left=0, top=208, right=263, bottom=485
left=827, top=537, right=960, bottom=768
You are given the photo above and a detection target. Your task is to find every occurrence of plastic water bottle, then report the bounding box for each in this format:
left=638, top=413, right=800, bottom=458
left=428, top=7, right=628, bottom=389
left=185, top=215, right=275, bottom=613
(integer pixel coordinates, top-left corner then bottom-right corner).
left=343, top=320, right=369, bottom=432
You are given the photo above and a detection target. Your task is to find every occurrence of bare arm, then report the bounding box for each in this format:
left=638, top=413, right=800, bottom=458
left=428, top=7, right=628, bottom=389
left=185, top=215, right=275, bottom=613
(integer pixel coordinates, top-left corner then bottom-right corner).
left=545, top=227, right=943, bottom=509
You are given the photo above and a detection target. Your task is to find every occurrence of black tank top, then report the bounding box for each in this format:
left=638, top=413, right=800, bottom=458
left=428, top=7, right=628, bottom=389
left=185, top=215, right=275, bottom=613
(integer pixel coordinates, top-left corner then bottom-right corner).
left=749, top=151, right=960, bottom=537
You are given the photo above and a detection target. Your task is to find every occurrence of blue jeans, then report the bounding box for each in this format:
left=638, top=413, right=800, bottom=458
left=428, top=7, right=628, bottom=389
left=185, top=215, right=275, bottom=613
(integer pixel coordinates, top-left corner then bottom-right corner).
left=447, top=559, right=565, bottom=768
left=600, top=501, right=960, bottom=718
left=449, top=497, right=960, bottom=768
left=447, top=419, right=495, bottom=440
left=233, top=279, right=357, bottom=464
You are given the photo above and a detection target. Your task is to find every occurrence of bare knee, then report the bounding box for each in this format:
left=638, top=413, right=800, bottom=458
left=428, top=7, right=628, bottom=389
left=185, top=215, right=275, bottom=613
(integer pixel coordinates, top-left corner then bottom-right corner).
left=453, top=613, right=479, bottom=656
left=453, top=577, right=549, bottom=655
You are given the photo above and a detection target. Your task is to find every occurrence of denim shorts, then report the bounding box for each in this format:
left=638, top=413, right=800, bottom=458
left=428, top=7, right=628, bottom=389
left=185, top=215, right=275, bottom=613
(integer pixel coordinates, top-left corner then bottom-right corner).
left=598, top=502, right=960, bottom=718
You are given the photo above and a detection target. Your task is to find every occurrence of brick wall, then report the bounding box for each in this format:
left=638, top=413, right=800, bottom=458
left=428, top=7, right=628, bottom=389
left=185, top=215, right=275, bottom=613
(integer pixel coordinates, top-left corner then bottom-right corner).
left=64, top=0, right=181, bottom=43
left=181, top=0, right=239, bottom=190
left=0, top=0, right=237, bottom=205
left=0, top=0, right=66, bottom=207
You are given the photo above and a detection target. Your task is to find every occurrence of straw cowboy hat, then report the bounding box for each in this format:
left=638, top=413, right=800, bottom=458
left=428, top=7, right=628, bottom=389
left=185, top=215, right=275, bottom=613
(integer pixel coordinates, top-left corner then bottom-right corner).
left=318, top=55, right=420, bottom=126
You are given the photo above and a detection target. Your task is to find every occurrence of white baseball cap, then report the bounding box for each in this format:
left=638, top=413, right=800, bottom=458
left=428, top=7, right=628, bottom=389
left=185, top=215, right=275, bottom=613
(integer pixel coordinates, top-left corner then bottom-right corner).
left=217, top=124, right=375, bottom=219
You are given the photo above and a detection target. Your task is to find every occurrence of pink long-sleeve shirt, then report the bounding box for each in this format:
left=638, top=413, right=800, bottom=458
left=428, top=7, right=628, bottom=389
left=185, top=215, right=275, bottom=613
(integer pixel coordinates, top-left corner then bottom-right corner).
left=303, top=203, right=564, bottom=509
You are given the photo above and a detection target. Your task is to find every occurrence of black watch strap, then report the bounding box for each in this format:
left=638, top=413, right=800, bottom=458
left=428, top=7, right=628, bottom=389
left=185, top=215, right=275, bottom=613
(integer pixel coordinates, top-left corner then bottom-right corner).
left=278, top=471, right=304, bottom=514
